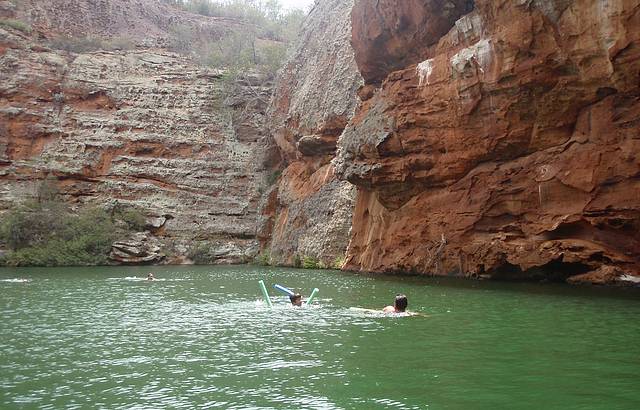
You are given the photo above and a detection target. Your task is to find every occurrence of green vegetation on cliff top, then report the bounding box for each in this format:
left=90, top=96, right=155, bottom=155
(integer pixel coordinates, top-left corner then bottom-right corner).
left=0, top=18, right=32, bottom=33
left=166, top=0, right=305, bottom=78
left=43, top=1, right=305, bottom=82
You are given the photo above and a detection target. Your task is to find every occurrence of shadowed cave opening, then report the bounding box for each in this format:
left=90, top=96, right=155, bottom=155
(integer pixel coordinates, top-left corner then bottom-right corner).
left=490, top=259, right=592, bottom=283
left=352, top=0, right=477, bottom=84
left=542, top=219, right=640, bottom=257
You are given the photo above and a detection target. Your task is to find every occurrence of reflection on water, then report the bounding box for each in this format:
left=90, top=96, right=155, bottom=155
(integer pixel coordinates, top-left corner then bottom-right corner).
left=1, top=265, right=639, bottom=409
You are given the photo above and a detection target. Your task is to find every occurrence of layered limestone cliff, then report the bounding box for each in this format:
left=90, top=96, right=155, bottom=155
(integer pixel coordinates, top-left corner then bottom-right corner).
left=260, top=0, right=363, bottom=266
left=6, top=0, right=241, bottom=45
left=334, top=0, right=640, bottom=284
left=0, top=1, right=271, bottom=264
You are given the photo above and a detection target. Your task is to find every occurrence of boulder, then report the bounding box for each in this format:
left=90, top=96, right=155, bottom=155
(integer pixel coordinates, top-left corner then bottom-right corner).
left=110, top=233, right=164, bottom=265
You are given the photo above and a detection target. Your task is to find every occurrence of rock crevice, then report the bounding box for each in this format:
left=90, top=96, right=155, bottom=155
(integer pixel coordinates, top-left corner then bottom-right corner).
left=261, top=0, right=363, bottom=266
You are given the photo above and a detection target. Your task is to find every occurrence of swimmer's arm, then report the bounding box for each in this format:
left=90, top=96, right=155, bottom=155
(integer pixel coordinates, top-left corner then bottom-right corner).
left=349, top=307, right=428, bottom=316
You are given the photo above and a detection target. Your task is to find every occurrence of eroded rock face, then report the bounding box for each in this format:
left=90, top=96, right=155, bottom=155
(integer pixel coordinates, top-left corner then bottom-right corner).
left=335, top=0, right=640, bottom=283
left=351, top=0, right=473, bottom=84
left=0, top=13, right=270, bottom=261
left=11, top=0, right=241, bottom=45
left=261, top=0, right=363, bottom=266
left=110, top=232, right=164, bottom=265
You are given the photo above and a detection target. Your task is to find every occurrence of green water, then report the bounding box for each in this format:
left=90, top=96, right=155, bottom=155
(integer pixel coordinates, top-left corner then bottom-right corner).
left=1, top=265, right=639, bottom=409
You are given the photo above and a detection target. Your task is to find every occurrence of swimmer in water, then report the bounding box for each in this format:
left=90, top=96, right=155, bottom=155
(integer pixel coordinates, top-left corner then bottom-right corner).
left=383, top=294, right=408, bottom=313
left=147, top=272, right=155, bottom=281
left=289, top=293, right=303, bottom=307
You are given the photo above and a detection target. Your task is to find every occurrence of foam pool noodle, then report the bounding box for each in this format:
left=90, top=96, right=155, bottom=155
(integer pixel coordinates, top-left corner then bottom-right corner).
left=259, top=280, right=272, bottom=308
left=274, top=284, right=295, bottom=296
left=305, top=288, right=319, bottom=306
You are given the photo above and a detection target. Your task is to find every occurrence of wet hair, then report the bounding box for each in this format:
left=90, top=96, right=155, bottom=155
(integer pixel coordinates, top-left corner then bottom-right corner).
left=394, top=294, right=408, bottom=312
left=289, top=293, right=302, bottom=305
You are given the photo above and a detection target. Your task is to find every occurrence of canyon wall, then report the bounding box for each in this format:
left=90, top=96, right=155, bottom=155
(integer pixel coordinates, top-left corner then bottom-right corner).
left=334, top=0, right=640, bottom=284
left=2, top=0, right=638, bottom=282
left=0, top=1, right=271, bottom=264
left=6, top=0, right=241, bottom=44
left=260, top=0, right=363, bottom=266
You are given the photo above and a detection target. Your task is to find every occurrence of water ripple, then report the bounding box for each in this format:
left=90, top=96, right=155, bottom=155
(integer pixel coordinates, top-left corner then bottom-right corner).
left=2, top=265, right=640, bottom=409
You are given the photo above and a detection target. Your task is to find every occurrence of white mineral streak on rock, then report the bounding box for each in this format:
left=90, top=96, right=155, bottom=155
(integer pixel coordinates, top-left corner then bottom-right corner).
left=596, top=0, right=623, bottom=52
left=454, top=12, right=483, bottom=42
left=532, top=0, right=564, bottom=22
left=450, top=38, right=492, bottom=75
left=620, top=274, right=640, bottom=283
left=416, top=59, right=434, bottom=86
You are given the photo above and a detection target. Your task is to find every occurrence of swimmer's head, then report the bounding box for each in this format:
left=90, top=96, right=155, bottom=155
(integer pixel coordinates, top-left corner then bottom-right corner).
left=394, top=294, right=408, bottom=312
left=289, top=293, right=302, bottom=307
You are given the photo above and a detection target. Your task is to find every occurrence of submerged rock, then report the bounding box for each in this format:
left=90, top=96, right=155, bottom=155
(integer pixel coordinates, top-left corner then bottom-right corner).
left=567, top=266, right=640, bottom=287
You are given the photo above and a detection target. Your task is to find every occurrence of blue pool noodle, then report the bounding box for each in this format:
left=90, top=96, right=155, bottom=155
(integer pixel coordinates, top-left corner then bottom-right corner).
left=274, top=284, right=295, bottom=296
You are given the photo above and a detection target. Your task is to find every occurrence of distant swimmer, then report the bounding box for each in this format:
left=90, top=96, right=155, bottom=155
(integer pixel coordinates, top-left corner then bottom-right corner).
left=289, top=293, right=303, bottom=307
left=1, top=278, right=30, bottom=283
left=147, top=273, right=155, bottom=281
left=383, top=294, right=408, bottom=314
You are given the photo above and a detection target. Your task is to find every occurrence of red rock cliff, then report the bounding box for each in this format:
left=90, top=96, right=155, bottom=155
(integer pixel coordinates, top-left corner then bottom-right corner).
left=334, top=0, right=640, bottom=284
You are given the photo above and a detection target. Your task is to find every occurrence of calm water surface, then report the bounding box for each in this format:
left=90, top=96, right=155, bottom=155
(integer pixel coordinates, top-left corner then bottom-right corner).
left=1, top=265, right=639, bottom=409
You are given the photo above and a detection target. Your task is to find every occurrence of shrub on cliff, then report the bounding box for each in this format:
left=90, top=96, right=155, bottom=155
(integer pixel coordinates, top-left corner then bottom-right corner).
left=259, top=42, right=287, bottom=76
left=1, top=201, right=67, bottom=251
left=0, top=201, right=119, bottom=267
left=104, top=36, right=136, bottom=51
left=265, top=169, right=282, bottom=186
left=168, top=24, right=197, bottom=54
left=302, top=255, right=319, bottom=269
left=166, top=1, right=304, bottom=77
left=254, top=250, right=271, bottom=266
left=187, top=242, right=216, bottom=264
left=170, top=0, right=304, bottom=39
left=7, top=237, right=112, bottom=267
left=197, top=30, right=256, bottom=67
left=197, top=33, right=289, bottom=80
left=47, top=34, right=135, bottom=53
left=115, top=207, right=147, bottom=232
left=48, top=36, right=106, bottom=53
left=0, top=19, right=32, bottom=34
